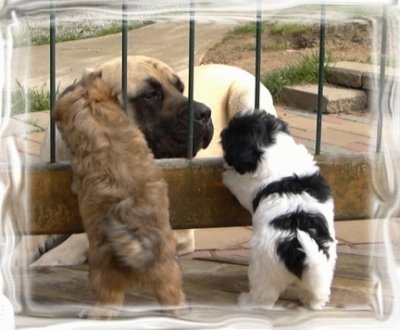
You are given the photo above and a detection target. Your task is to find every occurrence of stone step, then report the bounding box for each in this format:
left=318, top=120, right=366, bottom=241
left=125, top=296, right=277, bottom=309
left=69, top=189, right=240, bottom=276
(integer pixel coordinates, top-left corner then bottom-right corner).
left=282, top=84, right=368, bottom=114
left=325, top=61, right=398, bottom=90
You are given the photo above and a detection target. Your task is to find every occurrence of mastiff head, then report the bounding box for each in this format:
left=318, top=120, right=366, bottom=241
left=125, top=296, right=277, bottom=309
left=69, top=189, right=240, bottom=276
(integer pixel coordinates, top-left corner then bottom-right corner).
left=94, top=55, right=214, bottom=158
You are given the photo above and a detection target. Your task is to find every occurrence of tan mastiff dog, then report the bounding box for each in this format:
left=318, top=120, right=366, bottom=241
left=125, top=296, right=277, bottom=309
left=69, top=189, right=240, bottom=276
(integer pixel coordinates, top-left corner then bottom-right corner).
left=179, top=64, right=277, bottom=158
left=13, top=57, right=277, bottom=267
left=41, top=55, right=214, bottom=161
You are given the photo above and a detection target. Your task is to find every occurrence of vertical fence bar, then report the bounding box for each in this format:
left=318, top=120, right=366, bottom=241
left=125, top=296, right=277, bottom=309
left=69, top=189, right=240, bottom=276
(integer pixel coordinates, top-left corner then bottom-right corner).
left=121, top=0, right=128, bottom=112
left=187, top=0, right=195, bottom=159
left=49, top=0, right=56, bottom=163
left=315, top=3, right=326, bottom=155
left=376, top=5, right=388, bottom=153
left=254, top=1, right=262, bottom=109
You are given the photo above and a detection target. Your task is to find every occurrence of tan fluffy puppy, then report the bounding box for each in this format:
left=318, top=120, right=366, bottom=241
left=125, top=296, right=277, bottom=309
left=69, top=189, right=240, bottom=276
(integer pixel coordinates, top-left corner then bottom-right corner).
left=53, top=70, right=185, bottom=319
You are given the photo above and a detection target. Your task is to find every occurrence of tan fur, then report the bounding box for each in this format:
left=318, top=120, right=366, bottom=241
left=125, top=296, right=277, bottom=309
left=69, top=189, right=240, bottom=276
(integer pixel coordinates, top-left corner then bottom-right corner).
left=178, top=64, right=277, bottom=158
left=53, top=71, right=185, bottom=319
left=99, top=55, right=183, bottom=104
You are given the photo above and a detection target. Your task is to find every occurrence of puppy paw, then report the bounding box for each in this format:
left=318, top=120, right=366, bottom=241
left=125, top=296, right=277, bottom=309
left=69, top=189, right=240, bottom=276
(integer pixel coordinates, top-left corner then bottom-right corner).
left=31, top=235, right=88, bottom=267
left=12, top=249, right=38, bottom=268
left=238, top=292, right=253, bottom=307
left=79, top=306, right=118, bottom=320
left=221, top=170, right=234, bottom=184
left=308, top=301, right=325, bottom=310
left=162, top=302, right=191, bottom=317
left=31, top=248, right=86, bottom=267
left=174, top=229, right=195, bottom=255
left=300, top=293, right=327, bottom=310
left=239, top=292, right=278, bottom=310
left=12, top=236, right=44, bottom=267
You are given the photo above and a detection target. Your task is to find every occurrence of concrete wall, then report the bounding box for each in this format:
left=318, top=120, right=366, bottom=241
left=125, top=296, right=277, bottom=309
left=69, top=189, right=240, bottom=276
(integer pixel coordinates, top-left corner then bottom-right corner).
left=6, top=155, right=376, bottom=235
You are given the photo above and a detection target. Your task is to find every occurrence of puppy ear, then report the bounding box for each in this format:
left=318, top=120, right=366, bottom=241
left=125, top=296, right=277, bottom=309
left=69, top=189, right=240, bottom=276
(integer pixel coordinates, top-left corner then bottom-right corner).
left=81, top=68, right=103, bottom=85
left=262, top=112, right=289, bottom=136
left=220, top=123, right=262, bottom=175
left=83, top=67, right=95, bottom=75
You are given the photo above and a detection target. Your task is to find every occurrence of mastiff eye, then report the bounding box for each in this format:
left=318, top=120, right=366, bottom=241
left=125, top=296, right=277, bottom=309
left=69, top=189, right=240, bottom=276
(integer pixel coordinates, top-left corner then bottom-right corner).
left=143, top=90, right=160, bottom=101
left=144, top=91, right=155, bottom=99
left=177, top=82, right=184, bottom=94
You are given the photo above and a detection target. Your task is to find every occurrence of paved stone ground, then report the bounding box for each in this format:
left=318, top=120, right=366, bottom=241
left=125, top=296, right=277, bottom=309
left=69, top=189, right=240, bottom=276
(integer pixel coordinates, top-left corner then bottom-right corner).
left=279, top=105, right=374, bottom=154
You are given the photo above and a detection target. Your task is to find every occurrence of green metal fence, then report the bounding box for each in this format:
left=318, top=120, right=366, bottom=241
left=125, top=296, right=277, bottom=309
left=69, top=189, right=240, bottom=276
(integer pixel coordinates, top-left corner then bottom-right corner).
left=47, top=0, right=396, bottom=162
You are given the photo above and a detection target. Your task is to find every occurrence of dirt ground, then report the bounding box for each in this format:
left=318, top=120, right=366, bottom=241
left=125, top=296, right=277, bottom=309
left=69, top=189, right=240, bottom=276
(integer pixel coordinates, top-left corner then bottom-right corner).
left=201, top=20, right=373, bottom=78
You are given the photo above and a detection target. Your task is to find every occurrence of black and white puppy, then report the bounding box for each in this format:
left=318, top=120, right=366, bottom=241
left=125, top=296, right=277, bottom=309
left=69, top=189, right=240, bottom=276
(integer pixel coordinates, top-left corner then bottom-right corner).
left=220, top=110, right=337, bottom=310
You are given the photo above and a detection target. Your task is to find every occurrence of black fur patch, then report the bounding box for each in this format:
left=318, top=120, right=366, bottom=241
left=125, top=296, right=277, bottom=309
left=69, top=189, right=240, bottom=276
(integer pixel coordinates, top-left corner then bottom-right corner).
left=252, top=173, right=332, bottom=212
left=271, top=210, right=334, bottom=257
left=273, top=210, right=334, bottom=279
left=220, top=111, right=289, bottom=175
left=276, top=236, right=305, bottom=279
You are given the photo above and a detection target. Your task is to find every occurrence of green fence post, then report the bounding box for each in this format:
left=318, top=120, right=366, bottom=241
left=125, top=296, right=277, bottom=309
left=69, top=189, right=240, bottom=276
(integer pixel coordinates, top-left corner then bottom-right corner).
left=255, top=1, right=262, bottom=109
left=187, top=0, right=195, bottom=159
left=49, top=0, right=56, bottom=163
left=315, top=3, right=326, bottom=155
left=121, top=0, right=128, bottom=112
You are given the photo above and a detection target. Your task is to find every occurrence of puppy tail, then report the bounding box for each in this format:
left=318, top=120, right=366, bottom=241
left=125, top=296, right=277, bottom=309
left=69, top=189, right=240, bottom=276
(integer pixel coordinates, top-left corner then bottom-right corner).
left=296, top=229, right=335, bottom=308
left=296, top=229, right=328, bottom=267
left=103, top=216, right=161, bottom=270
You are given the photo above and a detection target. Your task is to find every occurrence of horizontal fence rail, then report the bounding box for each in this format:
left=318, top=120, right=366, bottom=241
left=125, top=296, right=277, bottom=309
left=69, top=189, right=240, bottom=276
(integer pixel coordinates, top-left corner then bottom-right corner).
left=8, top=155, right=379, bottom=235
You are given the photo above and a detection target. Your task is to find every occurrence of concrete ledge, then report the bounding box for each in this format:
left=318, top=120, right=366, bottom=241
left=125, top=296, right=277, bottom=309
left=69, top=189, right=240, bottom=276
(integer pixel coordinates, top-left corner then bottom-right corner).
left=326, top=61, right=398, bottom=90
left=326, top=61, right=367, bottom=89
left=282, top=84, right=367, bottom=113
left=3, top=155, right=379, bottom=235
